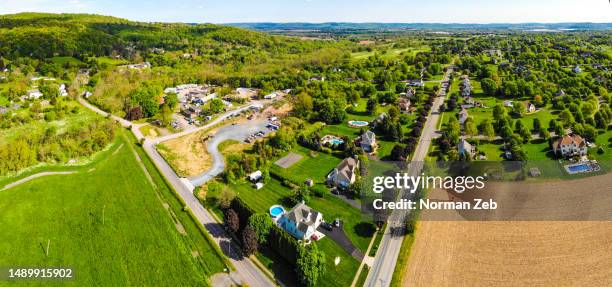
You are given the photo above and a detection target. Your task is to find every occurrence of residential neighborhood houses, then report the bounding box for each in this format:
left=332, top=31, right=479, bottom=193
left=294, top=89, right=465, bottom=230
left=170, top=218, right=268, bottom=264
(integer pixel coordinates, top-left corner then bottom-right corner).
left=327, top=157, right=359, bottom=189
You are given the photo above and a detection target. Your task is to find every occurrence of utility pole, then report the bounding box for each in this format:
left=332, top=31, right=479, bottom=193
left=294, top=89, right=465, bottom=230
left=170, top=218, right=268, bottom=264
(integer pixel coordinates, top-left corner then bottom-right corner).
left=46, top=239, right=50, bottom=256
left=103, top=205, right=106, bottom=225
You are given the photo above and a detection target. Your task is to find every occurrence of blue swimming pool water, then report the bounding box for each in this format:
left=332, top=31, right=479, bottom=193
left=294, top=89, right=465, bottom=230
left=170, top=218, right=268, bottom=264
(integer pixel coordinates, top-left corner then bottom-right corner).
left=349, top=120, right=369, bottom=127
left=330, top=139, right=344, bottom=145
left=270, top=206, right=285, bottom=217
left=567, top=164, right=590, bottom=173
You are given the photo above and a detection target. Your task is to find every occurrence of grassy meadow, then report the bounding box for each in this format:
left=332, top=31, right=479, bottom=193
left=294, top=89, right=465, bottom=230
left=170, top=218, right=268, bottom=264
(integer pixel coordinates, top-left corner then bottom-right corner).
left=0, top=133, right=226, bottom=286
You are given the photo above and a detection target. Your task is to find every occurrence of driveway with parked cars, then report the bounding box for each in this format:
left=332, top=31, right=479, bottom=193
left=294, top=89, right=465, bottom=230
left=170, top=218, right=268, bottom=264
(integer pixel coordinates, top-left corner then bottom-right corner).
left=317, top=220, right=365, bottom=261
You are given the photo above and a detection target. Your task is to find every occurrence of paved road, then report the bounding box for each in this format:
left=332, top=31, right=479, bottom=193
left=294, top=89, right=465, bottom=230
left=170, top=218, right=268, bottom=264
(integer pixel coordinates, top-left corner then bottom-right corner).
left=364, top=67, right=454, bottom=287
left=1, top=171, right=76, bottom=191
left=189, top=119, right=269, bottom=186
left=79, top=97, right=276, bottom=287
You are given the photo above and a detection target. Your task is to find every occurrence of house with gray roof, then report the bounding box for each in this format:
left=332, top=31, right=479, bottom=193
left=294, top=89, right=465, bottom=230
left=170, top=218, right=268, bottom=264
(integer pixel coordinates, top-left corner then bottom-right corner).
left=457, top=108, right=469, bottom=125
left=457, top=139, right=474, bottom=157
left=360, top=130, right=377, bottom=153
left=327, top=157, right=359, bottom=189
left=277, top=202, right=322, bottom=240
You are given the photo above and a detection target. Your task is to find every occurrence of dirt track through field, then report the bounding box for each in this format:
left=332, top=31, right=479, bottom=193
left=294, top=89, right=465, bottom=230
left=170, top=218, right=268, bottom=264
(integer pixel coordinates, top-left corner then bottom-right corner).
left=403, top=174, right=612, bottom=286
left=1, top=171, right=77, bottom=191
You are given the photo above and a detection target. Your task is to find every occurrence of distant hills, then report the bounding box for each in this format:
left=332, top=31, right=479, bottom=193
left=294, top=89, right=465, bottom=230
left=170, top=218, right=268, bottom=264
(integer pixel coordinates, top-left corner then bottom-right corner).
left=227, top=22, right=612, bottom=32
left=0, top=13, right=276, bottom=59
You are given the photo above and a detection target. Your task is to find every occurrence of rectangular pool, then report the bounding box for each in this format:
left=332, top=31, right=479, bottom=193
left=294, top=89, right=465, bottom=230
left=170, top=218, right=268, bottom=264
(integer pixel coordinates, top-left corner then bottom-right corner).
left=565, top=163, right=591, bottom=174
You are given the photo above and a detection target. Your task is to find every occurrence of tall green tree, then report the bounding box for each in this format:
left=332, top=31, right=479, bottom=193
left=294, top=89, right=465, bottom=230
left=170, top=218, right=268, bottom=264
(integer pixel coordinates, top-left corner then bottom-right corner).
left=296, top=243, right=326, bottom=287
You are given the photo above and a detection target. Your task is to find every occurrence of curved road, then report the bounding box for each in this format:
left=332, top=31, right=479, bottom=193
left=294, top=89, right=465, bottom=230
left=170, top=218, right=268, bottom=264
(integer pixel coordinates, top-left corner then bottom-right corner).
left=189, top=119, right=269, bottom=186
left=79, top=97, right=276, bottom=286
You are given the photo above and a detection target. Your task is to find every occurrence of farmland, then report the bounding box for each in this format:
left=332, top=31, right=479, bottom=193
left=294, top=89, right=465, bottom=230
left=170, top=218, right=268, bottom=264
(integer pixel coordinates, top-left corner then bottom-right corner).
left=404, top=221, right=612, bottom=286
left=402, top=174, right=612, bottom=286
left=0, top=133, right=226, bottom=286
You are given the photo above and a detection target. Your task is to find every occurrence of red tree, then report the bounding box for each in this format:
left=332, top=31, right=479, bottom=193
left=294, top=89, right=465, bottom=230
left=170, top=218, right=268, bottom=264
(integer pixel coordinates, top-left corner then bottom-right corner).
left=224, top=209, right=239, bottom=234
left=241, top=225, right=258, bottom=256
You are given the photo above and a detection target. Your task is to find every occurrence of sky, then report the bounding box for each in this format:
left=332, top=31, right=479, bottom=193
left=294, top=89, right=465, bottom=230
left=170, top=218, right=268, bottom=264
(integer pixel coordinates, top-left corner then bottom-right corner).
left=1, top=0, right=611, bottom=24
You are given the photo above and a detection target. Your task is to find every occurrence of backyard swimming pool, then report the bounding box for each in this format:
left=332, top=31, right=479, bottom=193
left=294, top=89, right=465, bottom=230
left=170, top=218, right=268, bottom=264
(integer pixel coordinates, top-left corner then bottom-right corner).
left=564, top=162, right=598, bottom=174
left=348, top=120, right=369, bottom=128
left=269, top=205, right=285, bottom=218
left=321, top=135, right=345, bottom=146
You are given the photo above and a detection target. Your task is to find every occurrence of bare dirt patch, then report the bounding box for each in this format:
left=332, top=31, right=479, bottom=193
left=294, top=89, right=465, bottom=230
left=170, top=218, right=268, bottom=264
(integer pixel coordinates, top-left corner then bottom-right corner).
left=263, top=101, right=292, bottom=118
left=402, top=174, right=612, bottom=286
left=159, top=132, right=211, bottom=177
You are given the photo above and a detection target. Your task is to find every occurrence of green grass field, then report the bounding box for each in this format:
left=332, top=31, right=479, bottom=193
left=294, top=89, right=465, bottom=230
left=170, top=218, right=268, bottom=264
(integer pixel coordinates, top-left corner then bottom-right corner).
left=0, top=133, right=226, bottom=286
left=50, top=56, right=84, bottom=66
left=0, top=100, right=99, bottom=145
left=351, top=46, right=429, bottom=60
left=272, top=146, right=343, bottom=184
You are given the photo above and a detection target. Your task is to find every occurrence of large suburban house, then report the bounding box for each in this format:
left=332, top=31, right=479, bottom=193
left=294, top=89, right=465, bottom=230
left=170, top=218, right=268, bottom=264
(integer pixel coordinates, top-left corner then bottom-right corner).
left=360, top=131, right=377, bottom=153
left=127, top=62, right=151, bottom=70
left=458, top=108, right=469, bottom=125
left=526, top=102, right=536, bottom=113
left=457, top=139, right=475, bottom=157
left=27, top=89, right=43, bottom=99
left=277, top=202, right=322, bottom=241
left=327, top=157, right=359, bottom=189
left=399, top=98, right=411, bottom=113
left=552, top=134, right=588, bottom=157
left=264, top=92, right=278, bottom=99
left=59, top=84, right=68, bottom=97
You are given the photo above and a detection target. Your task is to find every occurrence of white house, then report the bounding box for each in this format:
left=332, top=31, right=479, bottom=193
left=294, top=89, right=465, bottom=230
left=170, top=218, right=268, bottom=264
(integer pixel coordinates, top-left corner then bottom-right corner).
left=458, top=108, right=469, bottom=125
left=360, top=131, right=377, bottom=153
left=309, top=76, right=325, bottom=82
left=59, top=84, right=68, bottom=97
left=27, top=89, right=43, bottom=99
left=264, top=92, right=278, bottom=100
left=552, top=134, right=588, bottom=157
left=248, top=170, right=263, bottom=182
left=457, top=139, right=474, bottom=157
left=327, top=157, right=359, bottom=189
left=277, top=202, right=322, bottom=240
left=250, top=103, right=263, bottom=111
left=127, top=62, right=151, bottom=69
left=164, top=87, right=177, bottom=94
left=526, top=102, right=536, bottom=113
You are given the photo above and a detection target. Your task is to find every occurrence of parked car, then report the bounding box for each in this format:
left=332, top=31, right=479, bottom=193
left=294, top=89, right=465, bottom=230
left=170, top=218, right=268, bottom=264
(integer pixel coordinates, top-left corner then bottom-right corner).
left=321, top=222, right=333, bottom=231
left=333, top=219, right=341, bottom=228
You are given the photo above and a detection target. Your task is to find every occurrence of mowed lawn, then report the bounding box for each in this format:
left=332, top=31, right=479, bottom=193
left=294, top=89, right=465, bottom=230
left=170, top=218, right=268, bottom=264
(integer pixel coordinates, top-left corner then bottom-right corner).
left=0, top=136, right=225, bottom=286
left=317, top=237, right=360, bottom=287
left=272, top=146, right=344, bottom=185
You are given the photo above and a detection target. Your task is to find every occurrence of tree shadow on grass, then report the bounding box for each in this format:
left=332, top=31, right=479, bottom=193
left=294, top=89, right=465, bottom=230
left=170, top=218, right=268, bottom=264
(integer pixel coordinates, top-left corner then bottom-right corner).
left=354, top=222, right=376, bottom=238
left=257, top=246, right=298, bottom=286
